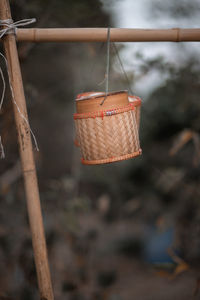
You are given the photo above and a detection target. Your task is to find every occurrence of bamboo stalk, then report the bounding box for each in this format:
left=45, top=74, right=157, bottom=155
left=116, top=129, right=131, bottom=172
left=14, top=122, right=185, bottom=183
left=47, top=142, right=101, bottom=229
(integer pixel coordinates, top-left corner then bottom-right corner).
left=0, top=1, right=54, bottom=299
left=15, top=27, right=200, bottom=43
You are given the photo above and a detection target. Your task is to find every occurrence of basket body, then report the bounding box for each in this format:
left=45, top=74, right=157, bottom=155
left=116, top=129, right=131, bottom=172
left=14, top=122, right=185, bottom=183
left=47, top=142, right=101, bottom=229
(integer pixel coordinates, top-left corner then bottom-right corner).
left=74, top=91, right=142, bottom=165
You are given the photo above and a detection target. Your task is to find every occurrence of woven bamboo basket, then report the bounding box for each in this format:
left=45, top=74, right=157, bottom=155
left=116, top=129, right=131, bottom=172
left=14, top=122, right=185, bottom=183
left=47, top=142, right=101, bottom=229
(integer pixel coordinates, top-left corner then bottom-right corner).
left=128, top=95, right=141, bottom=130
left=74, top=90, right=142, bottom=165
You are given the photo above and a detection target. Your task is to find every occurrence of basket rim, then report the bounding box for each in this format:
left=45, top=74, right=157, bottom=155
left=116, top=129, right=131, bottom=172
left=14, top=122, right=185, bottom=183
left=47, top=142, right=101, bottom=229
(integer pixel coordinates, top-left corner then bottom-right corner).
left=74, top=103, right=135, bottom=120
left=128, top=95, right=142, bottom=107
left=81, top=149, right=142, bottom=165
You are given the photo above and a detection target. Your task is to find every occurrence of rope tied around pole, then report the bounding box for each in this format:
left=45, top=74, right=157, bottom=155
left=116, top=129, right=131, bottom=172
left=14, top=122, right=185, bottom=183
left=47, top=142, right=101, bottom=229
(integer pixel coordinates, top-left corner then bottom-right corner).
left=0, top=18, right=39, bottom=158
left=0, top=18, right=36, bottom=38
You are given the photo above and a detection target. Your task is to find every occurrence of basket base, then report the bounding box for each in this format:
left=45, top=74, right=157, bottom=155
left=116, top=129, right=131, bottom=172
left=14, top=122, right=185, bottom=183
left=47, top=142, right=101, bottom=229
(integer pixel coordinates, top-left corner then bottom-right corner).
left=81, top=149, right=142, bottom=165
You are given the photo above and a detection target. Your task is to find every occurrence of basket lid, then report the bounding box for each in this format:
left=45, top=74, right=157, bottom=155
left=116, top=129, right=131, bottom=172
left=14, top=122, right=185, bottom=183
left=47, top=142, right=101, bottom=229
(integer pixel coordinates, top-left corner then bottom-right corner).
left=75, top=90, right=129, bottom=114
left=76, top=92, right=105, bottom=101
left=76, top=90, right=128, bottom=101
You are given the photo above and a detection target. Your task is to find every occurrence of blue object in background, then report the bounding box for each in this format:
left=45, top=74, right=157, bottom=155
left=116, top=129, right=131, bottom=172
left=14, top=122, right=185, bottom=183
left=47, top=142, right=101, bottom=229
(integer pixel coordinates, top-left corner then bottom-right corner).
left=143, top=227, right=175, bottom=264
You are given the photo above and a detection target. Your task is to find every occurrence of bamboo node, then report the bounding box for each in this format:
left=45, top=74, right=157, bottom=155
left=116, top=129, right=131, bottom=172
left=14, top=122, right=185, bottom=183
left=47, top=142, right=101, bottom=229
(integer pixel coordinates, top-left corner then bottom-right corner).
left=173, top=27, right=181, bottom=42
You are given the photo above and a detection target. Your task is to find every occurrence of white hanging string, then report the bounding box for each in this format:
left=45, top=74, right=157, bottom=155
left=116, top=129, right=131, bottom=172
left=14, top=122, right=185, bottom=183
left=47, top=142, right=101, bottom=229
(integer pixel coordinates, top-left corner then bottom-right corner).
left=99, top=28, right=134, bottom=106
left=100, top=27, right=111, bottom=106
left=0, top=18, right=39, bottom=158
left=0, top=53, right=6, bottom=158
left=112, top=42, right=134, bottom=95
left=0, top=58, right=5, bottom=111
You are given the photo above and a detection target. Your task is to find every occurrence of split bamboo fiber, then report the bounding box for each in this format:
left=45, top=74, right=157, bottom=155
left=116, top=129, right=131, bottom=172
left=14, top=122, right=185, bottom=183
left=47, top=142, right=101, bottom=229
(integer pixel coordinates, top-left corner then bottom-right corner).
left=74, top=91, right=142, bottom=165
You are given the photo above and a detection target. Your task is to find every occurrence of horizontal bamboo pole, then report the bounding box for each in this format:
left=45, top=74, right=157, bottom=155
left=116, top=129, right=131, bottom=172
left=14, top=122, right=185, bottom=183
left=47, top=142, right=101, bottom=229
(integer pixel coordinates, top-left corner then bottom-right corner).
left=15, top=28, right=200, bottom=43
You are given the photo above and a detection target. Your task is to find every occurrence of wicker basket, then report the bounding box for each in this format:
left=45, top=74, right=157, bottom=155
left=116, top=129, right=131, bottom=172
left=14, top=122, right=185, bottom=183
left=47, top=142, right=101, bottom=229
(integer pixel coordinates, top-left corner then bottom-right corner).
left=74, top=90, right=142, bottom=165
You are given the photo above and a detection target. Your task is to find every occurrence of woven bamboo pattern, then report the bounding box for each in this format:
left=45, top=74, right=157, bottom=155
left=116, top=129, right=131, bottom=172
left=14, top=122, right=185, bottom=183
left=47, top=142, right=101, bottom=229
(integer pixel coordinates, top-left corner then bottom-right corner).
left=74, top=104, right=141, bottom=164
left=135, top=107, right=141, bottom=129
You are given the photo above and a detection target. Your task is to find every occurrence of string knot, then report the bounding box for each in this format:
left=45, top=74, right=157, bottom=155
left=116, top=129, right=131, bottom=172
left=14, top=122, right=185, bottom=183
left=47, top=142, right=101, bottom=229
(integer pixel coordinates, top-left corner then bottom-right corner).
left=0, top=18, right=36, bottom=39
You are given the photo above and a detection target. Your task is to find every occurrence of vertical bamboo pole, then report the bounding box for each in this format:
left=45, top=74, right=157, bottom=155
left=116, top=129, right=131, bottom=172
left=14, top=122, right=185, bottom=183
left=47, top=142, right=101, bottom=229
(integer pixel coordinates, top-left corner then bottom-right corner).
left=0, top=1, right=54, bottom=299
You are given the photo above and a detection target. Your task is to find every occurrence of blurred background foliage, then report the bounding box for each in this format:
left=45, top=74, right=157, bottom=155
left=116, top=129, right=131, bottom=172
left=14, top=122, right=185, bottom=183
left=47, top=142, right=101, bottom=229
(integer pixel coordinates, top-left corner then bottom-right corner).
left=0, top=0, right=200, bottom=299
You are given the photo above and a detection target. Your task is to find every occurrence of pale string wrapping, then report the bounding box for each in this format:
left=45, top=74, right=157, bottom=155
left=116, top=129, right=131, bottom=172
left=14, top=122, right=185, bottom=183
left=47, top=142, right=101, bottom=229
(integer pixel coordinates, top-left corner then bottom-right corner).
left=0, top=18, right=36, bottom=38
left=0, top=18, right=39, bottom=158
